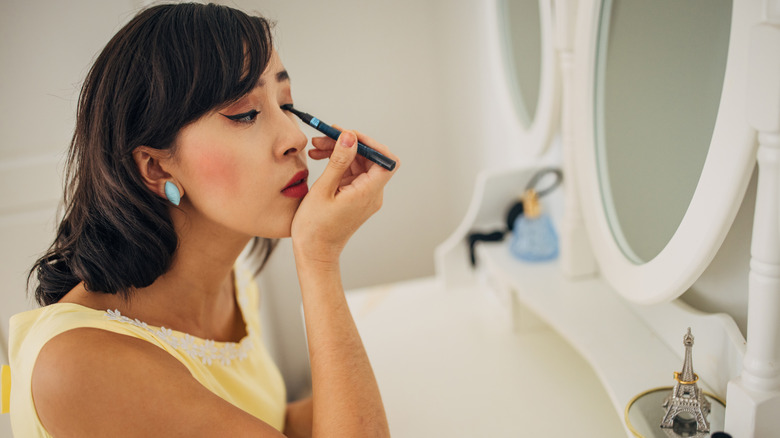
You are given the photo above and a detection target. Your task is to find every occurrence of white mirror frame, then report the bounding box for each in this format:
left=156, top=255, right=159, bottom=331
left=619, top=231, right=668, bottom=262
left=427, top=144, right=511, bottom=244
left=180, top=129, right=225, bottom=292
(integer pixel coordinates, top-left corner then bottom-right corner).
left=488, top=0, right=560, bottom=158
left=572, top=0, right=760, bottom=304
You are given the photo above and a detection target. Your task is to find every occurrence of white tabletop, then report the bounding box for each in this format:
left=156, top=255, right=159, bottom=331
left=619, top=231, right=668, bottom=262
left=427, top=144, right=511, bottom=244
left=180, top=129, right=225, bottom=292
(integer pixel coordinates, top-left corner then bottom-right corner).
left=347, top=276, right=626, bottom=437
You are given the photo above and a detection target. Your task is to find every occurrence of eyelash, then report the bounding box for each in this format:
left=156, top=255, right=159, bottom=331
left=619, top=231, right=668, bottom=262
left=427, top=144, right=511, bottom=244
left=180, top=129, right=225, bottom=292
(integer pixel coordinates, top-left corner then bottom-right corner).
left=222, top=103, right=294, bottom=124
left=223, top=109, right=260, bottom=124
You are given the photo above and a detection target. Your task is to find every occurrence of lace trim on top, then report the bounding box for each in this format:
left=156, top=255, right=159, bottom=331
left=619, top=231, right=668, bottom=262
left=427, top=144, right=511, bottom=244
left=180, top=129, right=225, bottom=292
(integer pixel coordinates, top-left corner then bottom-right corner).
left=104, top=309, right=253, bottom=366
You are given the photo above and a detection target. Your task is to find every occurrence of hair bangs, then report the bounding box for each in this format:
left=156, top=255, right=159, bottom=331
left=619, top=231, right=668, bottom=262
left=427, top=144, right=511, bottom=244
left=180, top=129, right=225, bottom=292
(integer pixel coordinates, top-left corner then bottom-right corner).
left=188, top=5, right=273, bottom=113
left=135, top=3, right=274, bottom=149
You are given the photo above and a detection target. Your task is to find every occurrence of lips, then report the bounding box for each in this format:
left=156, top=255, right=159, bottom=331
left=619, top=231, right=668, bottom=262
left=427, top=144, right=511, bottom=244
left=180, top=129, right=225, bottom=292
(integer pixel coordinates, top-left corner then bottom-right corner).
left=281, top=169, right=309, bottom=198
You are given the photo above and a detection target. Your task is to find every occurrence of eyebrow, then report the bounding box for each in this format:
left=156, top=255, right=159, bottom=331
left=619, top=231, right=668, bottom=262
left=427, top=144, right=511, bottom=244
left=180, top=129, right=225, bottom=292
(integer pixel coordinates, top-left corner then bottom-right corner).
left=256, top=70, right=290, bottom=88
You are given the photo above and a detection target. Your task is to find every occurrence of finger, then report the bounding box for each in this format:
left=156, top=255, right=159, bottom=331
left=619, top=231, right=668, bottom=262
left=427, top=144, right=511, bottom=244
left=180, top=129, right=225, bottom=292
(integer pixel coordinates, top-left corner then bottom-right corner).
left=311, top=136, right=336, bottom=150
left=311, top=130, right=358, bottom=195
left=340, top=174, right=358, bottom=187
left=323, top=132, right=363, bottom=172
left=329, top=124, right=399, bottom=173
left=353, top=130, right=399, bottom=163
left=308, top=149, right=332, bottom=160
left=332, top=128, right=399, bottom=172
left=350, top=158, right=365, bottom=175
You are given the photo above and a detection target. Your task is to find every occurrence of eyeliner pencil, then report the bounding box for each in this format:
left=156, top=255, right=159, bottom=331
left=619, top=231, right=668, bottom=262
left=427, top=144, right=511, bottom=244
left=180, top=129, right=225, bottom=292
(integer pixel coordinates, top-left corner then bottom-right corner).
left=282, top=104, right=396, bottom=171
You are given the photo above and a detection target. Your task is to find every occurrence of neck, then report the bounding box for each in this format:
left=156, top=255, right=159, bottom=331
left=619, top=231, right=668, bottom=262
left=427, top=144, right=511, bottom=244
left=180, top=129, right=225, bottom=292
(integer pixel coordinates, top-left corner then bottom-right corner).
left=126, top=208, right=253, bottom=340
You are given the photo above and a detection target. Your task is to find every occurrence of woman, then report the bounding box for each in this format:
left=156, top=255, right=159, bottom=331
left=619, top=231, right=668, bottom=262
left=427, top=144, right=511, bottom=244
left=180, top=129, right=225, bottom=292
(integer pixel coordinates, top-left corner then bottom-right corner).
left=6, top=3, right=397, bottom=437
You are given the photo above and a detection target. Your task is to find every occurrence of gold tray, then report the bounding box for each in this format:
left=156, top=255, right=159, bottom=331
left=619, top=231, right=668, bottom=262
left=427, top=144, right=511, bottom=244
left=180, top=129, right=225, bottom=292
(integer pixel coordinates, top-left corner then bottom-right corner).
left=625, top=387, right=726, bottom=438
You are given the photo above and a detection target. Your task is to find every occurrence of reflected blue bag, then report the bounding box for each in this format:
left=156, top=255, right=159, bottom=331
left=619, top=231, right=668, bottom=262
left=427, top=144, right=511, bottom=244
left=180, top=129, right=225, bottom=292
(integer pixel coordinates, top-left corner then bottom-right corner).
left=509, top=189, right=559, bottom=262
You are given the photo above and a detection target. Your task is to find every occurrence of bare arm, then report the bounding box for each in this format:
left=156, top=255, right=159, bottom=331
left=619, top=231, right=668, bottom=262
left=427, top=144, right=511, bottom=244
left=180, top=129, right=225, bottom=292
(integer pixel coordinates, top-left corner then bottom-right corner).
left=291, top=129, right=397, bottom=437
left=296, top=259, right=389, bottom=437
left=284, top=397, right=313, bottom=438
left=31, top=131, right=397, bottom=438
left=33, top=328, right=287, bottom=438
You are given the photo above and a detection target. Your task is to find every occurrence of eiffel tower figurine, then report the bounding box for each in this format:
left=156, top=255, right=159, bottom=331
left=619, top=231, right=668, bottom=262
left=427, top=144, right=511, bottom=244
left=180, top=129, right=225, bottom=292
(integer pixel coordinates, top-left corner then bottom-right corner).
left=661, top=327, right=711, bottom=433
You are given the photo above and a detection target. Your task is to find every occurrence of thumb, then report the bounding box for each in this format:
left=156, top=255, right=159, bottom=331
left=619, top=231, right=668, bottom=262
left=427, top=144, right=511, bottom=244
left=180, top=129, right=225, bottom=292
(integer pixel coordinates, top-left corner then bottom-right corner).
left=314, top=130, right=357, bottom=193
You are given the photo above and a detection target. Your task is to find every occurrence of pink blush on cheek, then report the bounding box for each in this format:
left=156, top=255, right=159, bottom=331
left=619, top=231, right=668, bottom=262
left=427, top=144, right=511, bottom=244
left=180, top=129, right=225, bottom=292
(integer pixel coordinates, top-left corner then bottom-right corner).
left=190, top=150, right=240, bottom=196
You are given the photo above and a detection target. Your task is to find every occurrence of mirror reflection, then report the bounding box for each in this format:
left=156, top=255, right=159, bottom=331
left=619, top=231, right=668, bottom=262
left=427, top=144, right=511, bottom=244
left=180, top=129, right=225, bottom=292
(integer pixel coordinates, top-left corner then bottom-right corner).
left=594, top=0, right=732, bottom=263
left=499, top=0, right=542, bottom=128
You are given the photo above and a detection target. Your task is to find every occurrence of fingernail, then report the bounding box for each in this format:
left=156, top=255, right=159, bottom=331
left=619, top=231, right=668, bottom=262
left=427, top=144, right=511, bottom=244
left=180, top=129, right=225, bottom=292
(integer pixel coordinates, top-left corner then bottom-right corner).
left=340, top=131, right=355, bottom=148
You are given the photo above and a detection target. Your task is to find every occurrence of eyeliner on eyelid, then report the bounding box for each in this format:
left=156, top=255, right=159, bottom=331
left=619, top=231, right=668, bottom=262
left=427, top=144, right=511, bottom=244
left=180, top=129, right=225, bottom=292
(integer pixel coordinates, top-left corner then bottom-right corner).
left=222, top=109, right=259, bottom=121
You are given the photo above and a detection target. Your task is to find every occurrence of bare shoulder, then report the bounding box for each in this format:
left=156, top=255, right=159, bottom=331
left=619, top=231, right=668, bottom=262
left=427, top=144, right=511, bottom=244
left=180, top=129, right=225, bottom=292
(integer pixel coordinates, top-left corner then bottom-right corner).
left=33, top=328, right=284, bottom=438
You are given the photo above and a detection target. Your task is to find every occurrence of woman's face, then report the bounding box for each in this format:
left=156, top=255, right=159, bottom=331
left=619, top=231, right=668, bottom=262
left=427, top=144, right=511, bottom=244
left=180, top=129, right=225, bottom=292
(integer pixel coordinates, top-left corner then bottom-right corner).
left=170, top=51, right=309, bottom=239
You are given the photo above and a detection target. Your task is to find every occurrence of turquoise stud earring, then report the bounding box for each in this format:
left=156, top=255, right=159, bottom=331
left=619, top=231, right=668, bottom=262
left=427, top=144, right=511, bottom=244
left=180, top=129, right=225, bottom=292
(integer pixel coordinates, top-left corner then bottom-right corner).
left=164, top=181, right=181, bottom=206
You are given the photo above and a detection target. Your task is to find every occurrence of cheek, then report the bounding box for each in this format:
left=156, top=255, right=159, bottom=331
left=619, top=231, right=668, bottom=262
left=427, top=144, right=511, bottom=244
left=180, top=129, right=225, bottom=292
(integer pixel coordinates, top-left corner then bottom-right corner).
left=190, top=149, right=240, bottom=193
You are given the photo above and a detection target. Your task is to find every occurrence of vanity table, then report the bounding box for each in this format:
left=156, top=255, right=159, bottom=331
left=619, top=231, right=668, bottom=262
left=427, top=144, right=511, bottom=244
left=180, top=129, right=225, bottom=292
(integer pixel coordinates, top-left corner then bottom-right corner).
left=351, top=0, right=780, bottom=436
left=350, top=164, right=738, bottom=437
left=346, top=276, right=625, bottom=437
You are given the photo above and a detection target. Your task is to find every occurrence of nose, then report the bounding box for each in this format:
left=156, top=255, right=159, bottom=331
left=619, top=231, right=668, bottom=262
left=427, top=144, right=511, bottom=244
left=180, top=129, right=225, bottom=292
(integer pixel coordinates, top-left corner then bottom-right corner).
left=275, top=108, right=308, bottom=157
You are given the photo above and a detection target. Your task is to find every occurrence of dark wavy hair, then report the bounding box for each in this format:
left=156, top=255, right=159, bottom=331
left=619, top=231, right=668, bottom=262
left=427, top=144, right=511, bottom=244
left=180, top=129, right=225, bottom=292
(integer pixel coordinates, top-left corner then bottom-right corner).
left=30, top=3, right=276, bottom=306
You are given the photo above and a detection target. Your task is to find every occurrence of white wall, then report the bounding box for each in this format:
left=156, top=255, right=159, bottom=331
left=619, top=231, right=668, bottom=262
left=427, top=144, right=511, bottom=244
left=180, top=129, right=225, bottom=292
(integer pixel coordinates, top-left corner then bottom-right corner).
left=0, top=1, right=143, bottom=435
left=252, top=0, right=459, bottom=288
left=0, top=0, right=141, bottom=335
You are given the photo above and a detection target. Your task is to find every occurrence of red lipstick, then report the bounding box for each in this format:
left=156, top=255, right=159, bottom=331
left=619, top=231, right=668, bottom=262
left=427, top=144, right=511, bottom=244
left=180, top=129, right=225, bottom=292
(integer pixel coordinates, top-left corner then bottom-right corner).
left=282, top=170, right=309, bottom=198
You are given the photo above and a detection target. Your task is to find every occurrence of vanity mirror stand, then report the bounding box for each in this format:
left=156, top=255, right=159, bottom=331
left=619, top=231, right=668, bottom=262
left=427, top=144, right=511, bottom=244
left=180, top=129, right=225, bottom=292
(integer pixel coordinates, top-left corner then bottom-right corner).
left=435, top=164, right=742, bottom=436
left=553, top=0, right=598, bottom=279
left=439, top=0, right=780, bottom=435
left=349, top=0, right=778, bottom=434
left=724, top=8, right=780, bottom=436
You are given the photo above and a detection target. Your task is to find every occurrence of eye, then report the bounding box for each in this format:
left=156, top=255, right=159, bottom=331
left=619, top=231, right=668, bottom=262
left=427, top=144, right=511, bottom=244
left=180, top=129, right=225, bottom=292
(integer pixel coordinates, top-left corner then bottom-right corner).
left=221, top=109, right=260, bottom=124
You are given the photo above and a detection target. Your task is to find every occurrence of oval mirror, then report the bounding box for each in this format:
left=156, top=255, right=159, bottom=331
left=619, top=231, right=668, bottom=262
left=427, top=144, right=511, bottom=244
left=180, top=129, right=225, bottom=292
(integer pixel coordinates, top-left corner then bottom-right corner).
left=573, top=0, right=758, bottom=304
left=493, top=0, right=560, bottom=157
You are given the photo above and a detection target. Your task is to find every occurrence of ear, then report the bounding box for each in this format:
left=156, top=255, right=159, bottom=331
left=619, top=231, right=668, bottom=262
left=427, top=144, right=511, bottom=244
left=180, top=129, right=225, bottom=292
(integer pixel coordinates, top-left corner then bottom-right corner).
left=131, top=146, right=184, bottom=201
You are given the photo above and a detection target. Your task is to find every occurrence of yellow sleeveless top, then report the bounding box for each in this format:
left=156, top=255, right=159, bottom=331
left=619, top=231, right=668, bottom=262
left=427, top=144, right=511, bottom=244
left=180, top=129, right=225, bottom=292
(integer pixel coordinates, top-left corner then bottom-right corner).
left=2, top=268, right=286, bottom=436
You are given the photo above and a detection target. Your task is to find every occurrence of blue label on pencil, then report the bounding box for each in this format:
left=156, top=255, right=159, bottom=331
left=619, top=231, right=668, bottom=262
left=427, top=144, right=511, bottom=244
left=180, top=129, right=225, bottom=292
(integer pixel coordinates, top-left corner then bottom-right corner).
left=310, top=117, right=320, bottom=128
